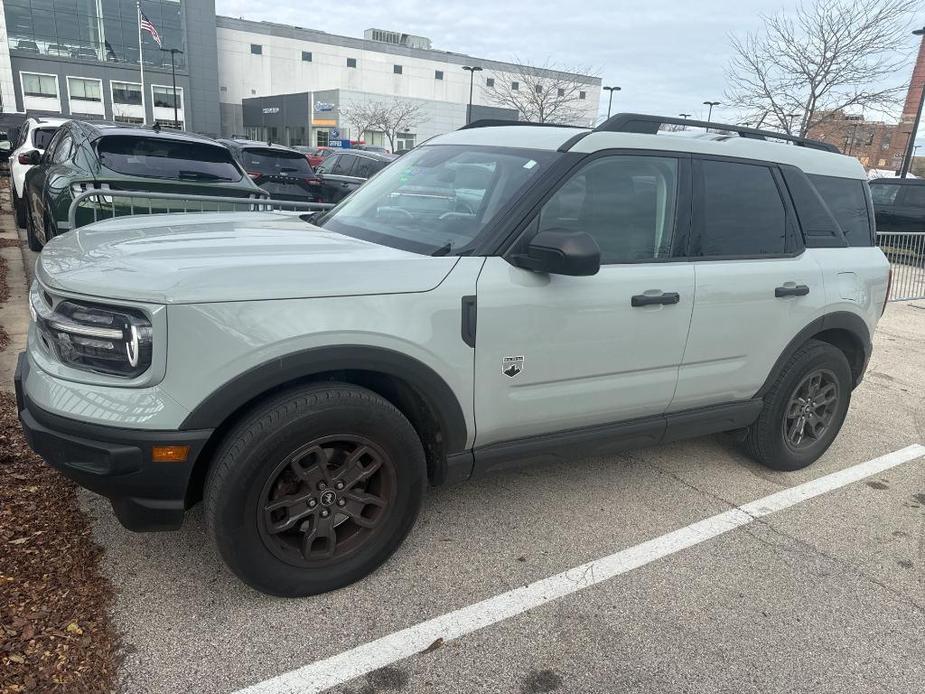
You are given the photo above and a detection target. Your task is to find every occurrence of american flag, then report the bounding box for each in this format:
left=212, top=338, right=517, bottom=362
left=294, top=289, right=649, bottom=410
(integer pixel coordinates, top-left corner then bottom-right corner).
left=139, top=11, right=162, bottom=47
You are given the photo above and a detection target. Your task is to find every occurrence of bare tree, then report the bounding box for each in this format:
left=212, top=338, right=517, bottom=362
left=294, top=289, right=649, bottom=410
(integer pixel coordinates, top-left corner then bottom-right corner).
left=725, top=0, right=919, bottom=137
left=377, top=99, right=424, bottom=151
left=483, top=60, right=596, bottom=125
left=339, top=100, right=387, bottom=142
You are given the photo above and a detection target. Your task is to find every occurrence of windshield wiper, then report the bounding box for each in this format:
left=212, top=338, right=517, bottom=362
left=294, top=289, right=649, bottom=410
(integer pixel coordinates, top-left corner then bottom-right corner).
left=430, top=242, right=453, bottom=256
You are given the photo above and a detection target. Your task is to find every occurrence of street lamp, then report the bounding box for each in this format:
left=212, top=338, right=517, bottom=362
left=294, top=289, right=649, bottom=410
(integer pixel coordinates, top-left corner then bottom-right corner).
left=785, top=112, right=800, bottom=135
left=703, top=101, right=720, bottom=122
left=462, top=66, right=483, bottom=125
left=159, top=47, right=184, bottom=129
left=899, top=27, right=925, bottom=178
left=603, top=85, right=621, bottom=119
left=679, top=113, right=691, bottom=119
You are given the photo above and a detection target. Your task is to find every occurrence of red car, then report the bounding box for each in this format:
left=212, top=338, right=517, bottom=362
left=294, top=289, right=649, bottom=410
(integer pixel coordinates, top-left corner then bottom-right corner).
left=294, top=146, right=336, bottom=168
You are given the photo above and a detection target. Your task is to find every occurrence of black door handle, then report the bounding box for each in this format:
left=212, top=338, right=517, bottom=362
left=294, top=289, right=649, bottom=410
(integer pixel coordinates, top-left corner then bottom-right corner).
left=631, top=292, right=680, bottom=307
left=775, top=284, right=810, bottom=298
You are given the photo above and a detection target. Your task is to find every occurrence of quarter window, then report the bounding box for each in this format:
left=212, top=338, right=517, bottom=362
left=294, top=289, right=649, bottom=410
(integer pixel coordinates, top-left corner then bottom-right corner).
left=694, top=160, right=786, bottom=256
left=51, top=133, right=73, bottom=164
left=870, top=183, right=900, bottom=206
left=537, top=155, right=679, bottom=263
left=808, top=175, right=873, bottom=246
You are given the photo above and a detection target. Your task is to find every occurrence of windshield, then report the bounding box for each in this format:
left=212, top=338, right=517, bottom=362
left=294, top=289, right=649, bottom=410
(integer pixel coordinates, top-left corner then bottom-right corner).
left=97, top=136, right=243, bottom=182
left=241, top=148, right=314, bottom=175
left=319, top=144, right=558, bottom=255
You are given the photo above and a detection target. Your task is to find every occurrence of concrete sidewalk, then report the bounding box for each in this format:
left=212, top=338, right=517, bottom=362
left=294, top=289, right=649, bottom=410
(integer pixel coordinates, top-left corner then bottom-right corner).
left=0, top=183, right=29, bottom=393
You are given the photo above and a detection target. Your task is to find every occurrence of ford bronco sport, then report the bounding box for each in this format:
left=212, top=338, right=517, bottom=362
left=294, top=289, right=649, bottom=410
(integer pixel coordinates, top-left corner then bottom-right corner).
left=15, top=114, right=890, bottom=597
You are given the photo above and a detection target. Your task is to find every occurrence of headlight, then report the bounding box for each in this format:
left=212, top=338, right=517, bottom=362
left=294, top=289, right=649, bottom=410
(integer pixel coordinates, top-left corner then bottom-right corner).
left=31, top=285, right=153, bottom=377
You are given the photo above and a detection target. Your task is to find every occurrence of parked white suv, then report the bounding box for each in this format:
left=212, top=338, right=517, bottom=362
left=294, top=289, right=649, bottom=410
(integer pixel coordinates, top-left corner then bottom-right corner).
left=9, top=116, right=68, bottom=228
left=15, top=114, right=890, bottom=597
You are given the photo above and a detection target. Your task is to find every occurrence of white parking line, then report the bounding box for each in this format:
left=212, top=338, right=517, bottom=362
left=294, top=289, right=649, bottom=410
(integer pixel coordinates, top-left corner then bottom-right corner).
left=235, top=444, right=925, bottom=694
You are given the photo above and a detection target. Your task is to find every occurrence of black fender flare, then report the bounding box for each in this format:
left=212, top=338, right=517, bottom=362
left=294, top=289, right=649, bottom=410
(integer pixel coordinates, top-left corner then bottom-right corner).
left=179, top=345, right=469, bottom=454
left=755, top=311, right=872, bottom=397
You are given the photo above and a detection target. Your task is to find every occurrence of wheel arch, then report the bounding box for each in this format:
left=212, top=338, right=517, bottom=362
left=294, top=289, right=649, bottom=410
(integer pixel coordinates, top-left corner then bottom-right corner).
left=756, top=311, right=872, bottom=398
left=182, top=346, right=471, bottom=504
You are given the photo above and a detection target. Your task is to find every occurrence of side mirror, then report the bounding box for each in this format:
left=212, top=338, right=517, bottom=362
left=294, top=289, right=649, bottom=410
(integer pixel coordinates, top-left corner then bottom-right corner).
left=19, top=150, right=41, bottom=165
left=510, top=229, right=601, bottom=276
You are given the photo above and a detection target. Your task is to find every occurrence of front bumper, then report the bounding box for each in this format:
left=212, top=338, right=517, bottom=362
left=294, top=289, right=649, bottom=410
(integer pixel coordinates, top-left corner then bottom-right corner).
left=14, top=353, right=213, bottom=531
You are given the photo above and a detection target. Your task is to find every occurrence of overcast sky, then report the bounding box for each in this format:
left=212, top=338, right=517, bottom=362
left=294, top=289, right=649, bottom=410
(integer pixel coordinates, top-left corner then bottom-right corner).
left=215, top=0, right=922, bottom=128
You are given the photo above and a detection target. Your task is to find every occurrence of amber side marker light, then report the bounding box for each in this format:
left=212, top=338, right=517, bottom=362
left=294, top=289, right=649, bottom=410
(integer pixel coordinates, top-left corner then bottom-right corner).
left=151, top=445, right=191, bottom=463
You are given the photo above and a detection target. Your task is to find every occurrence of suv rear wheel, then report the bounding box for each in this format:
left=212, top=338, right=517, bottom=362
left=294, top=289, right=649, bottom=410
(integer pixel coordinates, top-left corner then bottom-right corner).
left=743, top=340, right=852, bottom=471
left=204, top=382, right=426, bottom=597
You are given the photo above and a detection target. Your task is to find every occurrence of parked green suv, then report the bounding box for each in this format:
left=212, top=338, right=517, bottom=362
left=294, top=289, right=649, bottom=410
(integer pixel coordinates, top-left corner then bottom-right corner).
left=22, top=121, right=262, bottom=250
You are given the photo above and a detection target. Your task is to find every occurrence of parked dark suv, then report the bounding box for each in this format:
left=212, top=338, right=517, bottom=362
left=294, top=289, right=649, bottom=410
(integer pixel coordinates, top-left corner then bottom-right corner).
left=219, top=139, right=323, bottom=203
left=315, top=149, right=396, bottom=204
left=23, top=121, right=261, bottom=250
left=869, top=178, right=925, bottom=231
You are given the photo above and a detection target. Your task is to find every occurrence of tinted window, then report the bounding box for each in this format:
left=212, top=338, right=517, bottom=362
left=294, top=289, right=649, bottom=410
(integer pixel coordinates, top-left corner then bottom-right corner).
left=900, top=184, right=925, bottom=208
left=354, top=156, right=390, bottom=179
left=97, top=136, right=242, bottom=182
left=538, top=155, right=679, bottom=263
left=32, top=127, right=58, bottom=150
left=696, top=161, right=786, bottom=256
left=240, top=148, right=312, bottom=175
left=51, top=133, right=73, bottom=164
left=870, top=183, right=901, bottom=205
left=332, top=155, right=356, bottom=175
left=808, top=175, right=873, bottom=246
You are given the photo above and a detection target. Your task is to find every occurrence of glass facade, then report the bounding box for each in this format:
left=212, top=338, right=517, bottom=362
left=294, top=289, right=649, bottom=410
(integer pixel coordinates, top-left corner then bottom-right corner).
left=4, top=0, right=186, bottom=70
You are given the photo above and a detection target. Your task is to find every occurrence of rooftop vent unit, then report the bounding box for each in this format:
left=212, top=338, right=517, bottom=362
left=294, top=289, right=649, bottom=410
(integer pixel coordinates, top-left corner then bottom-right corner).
left=364, top=28, right=432, bottom=50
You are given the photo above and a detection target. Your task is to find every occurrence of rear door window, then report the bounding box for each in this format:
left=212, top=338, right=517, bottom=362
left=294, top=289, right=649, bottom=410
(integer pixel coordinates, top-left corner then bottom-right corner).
left=32, top=127, right=58, bottom=150
left=240, top=148, right=313, bottom=176
left=96, top=136, right=243, bottom=181
left=331, top=154, right=356, bottom=176
left=693, top=160, right=787, bottom=256
left=808, top=175, right=873, bottom=246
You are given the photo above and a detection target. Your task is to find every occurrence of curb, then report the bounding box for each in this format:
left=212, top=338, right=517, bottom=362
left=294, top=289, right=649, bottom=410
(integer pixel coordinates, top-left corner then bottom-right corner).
left=0, top=182, right=31, bottom=393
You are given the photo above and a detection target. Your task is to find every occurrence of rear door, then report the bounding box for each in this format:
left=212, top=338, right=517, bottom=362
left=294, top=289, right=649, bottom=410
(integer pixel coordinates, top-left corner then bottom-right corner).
left=319, top=154, right=363, bottom=203
left=474, top=152, right=695, bottom=447
left=673, top=157, right=827, bottom=411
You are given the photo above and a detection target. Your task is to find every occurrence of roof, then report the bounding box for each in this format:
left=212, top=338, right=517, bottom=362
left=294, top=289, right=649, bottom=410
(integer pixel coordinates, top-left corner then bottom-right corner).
left=75, top=121, right=223, bottom=146
left=429, top=118, right=866, bottom=180
left=869, top=177, right=924, bottom=185
left=217, top=138, right=301, bottom=152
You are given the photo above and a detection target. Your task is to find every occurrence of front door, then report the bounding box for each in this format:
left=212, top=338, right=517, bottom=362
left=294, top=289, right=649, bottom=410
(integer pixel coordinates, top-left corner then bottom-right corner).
left=473, top=152, right=695, bottom=447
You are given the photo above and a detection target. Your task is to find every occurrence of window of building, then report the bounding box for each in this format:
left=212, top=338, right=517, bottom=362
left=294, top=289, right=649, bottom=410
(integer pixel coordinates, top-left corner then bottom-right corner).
left=302, top=51, right=312, bottom=62
left=250, top=44, right=262, bottom=55
left=511, top=81, right=519, bottom=91
left=486, top=78, right=495, bottom=87
left=113, top=115, right=143, bottom=125
left=67, top=76, right=102, bottom=102
left=694, top=160, right=786, bottom=256
left=558, top=88, right=565, bottom=97
left=537, top=155, right=679, bottom=264
left=111, top=81, right=142, bottom=105
left=316, top=129, right=330, bottom=146
left=22, top=72, right=57, bottom=99
left=396, top=133, right=416, bottom=151
left=220, top=86, right=227, bottom=92
left=435, top=70, right=443, bottom=80
left=579, top=91, right=587, bottom=100
left=809, top=175, right=873, bottom=246
left=535, top=85, right=543, bottom=94
left=154, top=118, right=184, bottom=130
left=393, top=64, right=402, bottom=74
left=347, top=57, right=357, bottom=68
left=152, top=85, right=182, bottom=109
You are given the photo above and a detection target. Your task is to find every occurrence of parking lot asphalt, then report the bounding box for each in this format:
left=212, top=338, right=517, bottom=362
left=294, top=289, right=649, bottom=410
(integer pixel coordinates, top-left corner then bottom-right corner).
left=11, top=222, right=925, bottom=694
left=76, top=300, right=923, bottom=694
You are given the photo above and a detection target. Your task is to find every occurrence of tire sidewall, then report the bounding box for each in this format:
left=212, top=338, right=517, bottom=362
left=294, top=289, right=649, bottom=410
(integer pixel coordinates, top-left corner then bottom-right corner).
left=209, top=389, right=426, bottom=597
left=764, top=344, right=852, bottom=470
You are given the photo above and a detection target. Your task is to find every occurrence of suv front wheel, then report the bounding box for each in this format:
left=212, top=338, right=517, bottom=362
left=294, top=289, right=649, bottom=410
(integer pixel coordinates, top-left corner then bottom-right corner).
left=743, top=339, right=852, bottom=471
left=204, top=382, right=427, bottom=597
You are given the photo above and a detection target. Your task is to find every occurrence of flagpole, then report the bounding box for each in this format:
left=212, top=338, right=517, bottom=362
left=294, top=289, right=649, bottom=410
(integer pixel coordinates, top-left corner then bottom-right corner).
left=137, top=1, right=146, bottom=125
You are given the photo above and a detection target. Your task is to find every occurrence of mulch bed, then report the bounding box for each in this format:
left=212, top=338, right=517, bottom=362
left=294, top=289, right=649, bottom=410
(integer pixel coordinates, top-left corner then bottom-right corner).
left=0, top=394, right=118, bottom=693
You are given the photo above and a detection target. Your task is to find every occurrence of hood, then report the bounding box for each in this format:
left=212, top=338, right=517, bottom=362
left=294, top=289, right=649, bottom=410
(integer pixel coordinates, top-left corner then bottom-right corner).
left=37, top=212, right=458, bottom=304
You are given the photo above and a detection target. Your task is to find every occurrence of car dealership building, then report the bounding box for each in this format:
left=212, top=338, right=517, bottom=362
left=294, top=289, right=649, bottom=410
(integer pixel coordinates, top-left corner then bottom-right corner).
left=0, top=0, right=601, bottom=145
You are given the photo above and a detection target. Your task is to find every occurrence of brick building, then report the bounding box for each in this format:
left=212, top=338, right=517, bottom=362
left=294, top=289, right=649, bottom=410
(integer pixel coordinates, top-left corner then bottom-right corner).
left=808, top=112, right=904, bottom=170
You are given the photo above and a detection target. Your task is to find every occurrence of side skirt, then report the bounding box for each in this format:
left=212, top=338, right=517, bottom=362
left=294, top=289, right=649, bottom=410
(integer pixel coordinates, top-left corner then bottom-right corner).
left=470, top=399, right=764, bottom=478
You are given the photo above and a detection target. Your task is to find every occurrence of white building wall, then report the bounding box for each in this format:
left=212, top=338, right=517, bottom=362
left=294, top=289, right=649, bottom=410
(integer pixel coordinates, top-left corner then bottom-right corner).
left=0, top=3, right=17, bottom=113
left=216, top=23, right=600, bottom=132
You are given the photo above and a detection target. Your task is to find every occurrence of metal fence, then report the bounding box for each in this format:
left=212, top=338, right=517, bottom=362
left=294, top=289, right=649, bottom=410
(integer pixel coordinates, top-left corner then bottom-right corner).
left=67, top=189, right=333, bottom=230
left=877, top=232, right=925, bottom=302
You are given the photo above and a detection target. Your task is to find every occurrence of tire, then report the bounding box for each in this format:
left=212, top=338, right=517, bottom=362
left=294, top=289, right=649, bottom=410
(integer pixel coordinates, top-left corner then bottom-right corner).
left=204, top=382, right=427, bottom=597
left=25, top=202, right=42, bottom=252
left=12, top=187, right=26, bottom=229
left=743, top=339, right=852, bottom=471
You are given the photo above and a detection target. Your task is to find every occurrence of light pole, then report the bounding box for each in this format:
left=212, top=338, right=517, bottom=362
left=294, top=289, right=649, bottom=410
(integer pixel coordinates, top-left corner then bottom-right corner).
left=785, top=112, right=800, bottom=135
left=160, top=47, right=183, bottom=129
left=603, top=85, right=621, bottom=118
left=462, top=66, right=483, bottom=125
left=900, top=27, right=925, bottom=178
left=679, top=113, right=691, bottom=119
left=703, top=101, right=720, bottom=122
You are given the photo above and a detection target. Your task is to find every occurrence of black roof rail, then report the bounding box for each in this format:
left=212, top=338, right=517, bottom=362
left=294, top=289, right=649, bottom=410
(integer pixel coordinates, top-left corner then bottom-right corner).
left=594, top=113, right=840, bottom=153
left=459, top=119, right=584, bottom=131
